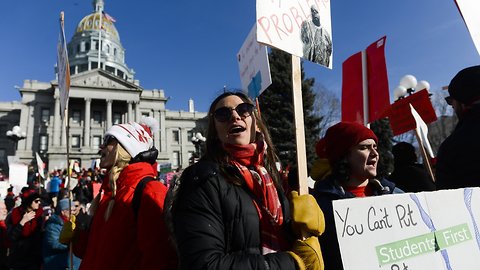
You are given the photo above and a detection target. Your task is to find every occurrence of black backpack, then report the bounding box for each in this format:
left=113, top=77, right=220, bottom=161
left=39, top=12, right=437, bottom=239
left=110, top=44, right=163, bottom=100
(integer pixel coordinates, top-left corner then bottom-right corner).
left=131, top=176, right=158, bottom=219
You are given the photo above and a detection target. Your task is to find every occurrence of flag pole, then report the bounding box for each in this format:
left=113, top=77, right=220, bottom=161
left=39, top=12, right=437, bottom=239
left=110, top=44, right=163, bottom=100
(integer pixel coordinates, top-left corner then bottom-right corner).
left=361, top=50, right=370, bottom=127
left=414, top=130, right=436, bottom=182
left=97, top=7, right=102, bottom=69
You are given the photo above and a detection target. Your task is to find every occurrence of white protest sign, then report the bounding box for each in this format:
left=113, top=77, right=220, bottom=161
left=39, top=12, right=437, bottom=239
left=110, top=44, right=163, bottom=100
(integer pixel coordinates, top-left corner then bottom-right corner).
left=455, top=0, right=480, bottom=56
left=8, top=163, right=28, bottom=187
left=237, top=24, right=272, bottom=99
left=333, top=188, right=480, bottom=269
left=256, top=0, right=332, bottom=68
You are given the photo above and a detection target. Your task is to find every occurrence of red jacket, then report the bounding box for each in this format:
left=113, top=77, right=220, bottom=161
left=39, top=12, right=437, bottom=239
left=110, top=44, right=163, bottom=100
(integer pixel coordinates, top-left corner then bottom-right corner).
left=75, top=162, right=177, bottom=270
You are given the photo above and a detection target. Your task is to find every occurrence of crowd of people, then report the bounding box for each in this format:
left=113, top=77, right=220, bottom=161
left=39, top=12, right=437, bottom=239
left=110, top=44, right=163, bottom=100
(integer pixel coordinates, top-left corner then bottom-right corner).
left=0, top=65, right=478, bottom=269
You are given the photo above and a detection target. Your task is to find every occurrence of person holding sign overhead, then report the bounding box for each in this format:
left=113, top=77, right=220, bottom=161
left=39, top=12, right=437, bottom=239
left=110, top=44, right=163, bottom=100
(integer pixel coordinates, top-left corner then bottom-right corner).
left=312, top=122, right=402, bottom=270
left=169, top=91, right=325, bottom=270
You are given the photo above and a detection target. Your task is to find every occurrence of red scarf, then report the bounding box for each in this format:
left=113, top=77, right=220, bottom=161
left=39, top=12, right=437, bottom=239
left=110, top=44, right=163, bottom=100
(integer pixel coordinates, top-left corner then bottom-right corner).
left=224, top=140, right=287, bottom=254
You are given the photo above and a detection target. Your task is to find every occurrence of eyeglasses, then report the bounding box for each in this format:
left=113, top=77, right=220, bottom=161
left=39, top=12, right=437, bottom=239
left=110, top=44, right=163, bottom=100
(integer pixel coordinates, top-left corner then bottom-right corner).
left=74, top=204, right=80, bottom=208
left=103, top=135, right=117, bottom=146
left=212, top=103, right=254, bottom=122
left=445, top=96, right=453, bottom=106
left=33, top=199, right=41, bottom=204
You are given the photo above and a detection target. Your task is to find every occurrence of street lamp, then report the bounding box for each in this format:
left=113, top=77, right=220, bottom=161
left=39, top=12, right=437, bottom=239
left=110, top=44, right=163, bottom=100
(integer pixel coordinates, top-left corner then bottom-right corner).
left=394, top=75, right=431, bottom=101
left=191, top=132, right=206, bottom=158
left=6, top=125, right=26, bottom=154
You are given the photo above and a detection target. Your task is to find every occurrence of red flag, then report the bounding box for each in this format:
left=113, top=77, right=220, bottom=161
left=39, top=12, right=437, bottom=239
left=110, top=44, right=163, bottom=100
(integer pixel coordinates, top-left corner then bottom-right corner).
left=102, top=11, right=116, bottom=23
left=341, top=36, right=390, bottom=124
left=366, top=36, right=390, bottom=122
left=342, top=51, right=364, bottom=123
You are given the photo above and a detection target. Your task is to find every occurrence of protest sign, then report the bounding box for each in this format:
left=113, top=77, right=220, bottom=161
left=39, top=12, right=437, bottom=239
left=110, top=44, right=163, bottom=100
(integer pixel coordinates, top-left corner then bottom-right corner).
left=333, top=188, right=480, bottom=269
left=237, top=24, right=272, bottom=99
left=455, top=0, right=480, bottom=56
left=256, top=0, right=332, bottom=68
left=8, top=163, right=28, bottom=187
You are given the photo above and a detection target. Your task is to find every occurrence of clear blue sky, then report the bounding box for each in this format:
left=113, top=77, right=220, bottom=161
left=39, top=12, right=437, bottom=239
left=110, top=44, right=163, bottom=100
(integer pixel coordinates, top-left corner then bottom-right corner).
left=0, top=0, right=478, bottom=113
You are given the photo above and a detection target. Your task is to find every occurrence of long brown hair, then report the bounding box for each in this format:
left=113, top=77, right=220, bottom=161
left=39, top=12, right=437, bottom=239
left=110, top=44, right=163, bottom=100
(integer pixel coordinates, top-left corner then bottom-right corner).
left=204, top=92, right=282, bottom=186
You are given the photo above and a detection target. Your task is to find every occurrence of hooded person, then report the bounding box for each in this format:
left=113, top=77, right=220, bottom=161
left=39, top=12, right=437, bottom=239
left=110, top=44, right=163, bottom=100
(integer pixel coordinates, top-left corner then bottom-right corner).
left=6, top=189, right=44, bottom=270
left=43, top=198, right=81, bottom=270
left=61, top=117, right=177, bottom=270
left=312, top=121, right=402, bottom=270
left=436, top=65, right=480, bottom=189
left=309, top=138, right=332, bottom=182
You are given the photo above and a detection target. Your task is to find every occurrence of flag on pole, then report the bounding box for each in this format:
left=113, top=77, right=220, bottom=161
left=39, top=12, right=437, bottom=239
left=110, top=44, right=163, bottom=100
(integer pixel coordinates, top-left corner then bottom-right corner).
left=410, top=104, right=435, bottom=158
left=57, top=12, right=70, bottom=120
left=102, top=11, right=116, bottom=23
left=342, top=36, right=390, bottom=124
left=35, top=152, right=46, bottom=179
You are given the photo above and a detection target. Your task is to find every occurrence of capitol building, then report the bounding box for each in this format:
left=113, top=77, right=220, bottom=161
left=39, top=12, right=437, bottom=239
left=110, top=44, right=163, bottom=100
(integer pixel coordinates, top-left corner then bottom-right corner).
left=0, top=0, right=207, bottom=172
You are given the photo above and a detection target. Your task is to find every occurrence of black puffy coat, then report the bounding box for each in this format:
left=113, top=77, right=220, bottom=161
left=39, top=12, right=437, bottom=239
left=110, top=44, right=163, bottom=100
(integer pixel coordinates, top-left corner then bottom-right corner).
left=171, top=160, right=297, bottom=270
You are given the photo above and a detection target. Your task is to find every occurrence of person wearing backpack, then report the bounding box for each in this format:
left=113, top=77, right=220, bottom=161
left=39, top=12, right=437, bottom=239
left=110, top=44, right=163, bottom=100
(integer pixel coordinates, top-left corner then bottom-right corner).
left=60, top=117, right=177, bottom=270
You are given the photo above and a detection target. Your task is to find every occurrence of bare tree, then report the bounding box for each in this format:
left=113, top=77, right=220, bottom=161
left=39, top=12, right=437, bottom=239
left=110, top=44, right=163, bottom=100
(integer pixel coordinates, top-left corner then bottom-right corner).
left=427, top=87, right=456, bottom=153
left=313, top=84, right=341, bottom=138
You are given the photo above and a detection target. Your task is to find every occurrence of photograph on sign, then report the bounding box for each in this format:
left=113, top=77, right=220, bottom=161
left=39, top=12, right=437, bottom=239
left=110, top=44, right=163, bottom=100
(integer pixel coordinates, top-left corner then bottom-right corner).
left=332, top=189, right=480, bottom=269
left=237, top=24, right=272, bottom=99
left=256, top=0, right=332, bottom=68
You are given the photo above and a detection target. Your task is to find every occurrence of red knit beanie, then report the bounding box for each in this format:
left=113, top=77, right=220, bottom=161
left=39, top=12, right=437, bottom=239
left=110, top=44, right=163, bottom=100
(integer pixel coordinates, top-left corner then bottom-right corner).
left=324, top=122, right=378, bottom=164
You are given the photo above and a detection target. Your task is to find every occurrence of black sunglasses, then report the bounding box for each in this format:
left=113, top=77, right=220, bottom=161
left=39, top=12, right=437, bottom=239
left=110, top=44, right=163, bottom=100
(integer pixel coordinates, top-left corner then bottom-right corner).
left=444, top=96, right=453, bottom=106
left=103, top=135, right=117, bottom=146
left=213, top=103, right=254, bottom=122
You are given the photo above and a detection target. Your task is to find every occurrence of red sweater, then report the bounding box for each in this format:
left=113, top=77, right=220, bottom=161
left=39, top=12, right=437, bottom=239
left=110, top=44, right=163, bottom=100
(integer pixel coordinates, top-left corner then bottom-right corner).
left=75, top=162, right=177, bottom=270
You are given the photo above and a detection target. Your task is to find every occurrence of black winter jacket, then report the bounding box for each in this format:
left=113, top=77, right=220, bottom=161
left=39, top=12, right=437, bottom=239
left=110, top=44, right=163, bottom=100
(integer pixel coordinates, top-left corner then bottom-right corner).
left=171, top=160, right=297, bottom=270
left=436, top=105, right=480, bottom=189
left=312, top=177, right=400, bottom=270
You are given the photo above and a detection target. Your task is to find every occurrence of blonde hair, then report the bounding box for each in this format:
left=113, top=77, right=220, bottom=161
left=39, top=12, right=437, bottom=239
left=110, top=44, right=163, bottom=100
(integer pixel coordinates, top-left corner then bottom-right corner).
left=89, top=143, right=131, bottom=220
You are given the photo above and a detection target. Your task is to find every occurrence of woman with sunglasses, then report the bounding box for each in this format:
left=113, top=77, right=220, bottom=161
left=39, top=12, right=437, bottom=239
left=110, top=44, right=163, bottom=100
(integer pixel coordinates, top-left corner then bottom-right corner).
left=7, top=189, right=44, bottom=270
left=63, top=117, right=177, bottom=270
left=170, top=92, right=324, bottom=270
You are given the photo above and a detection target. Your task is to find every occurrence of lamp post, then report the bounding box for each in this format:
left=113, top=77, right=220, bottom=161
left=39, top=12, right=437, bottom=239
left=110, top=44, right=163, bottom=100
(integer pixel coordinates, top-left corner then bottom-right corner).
left=394, top=74, right=431, bottom=101
left=6, top=125, right=26, bottom=154
left=191, top=132, right=206, bottom=158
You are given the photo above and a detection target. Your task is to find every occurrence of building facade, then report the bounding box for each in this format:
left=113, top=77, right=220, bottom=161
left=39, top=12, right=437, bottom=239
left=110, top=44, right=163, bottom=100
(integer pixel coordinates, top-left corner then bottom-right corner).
left=0, top=0, right=207, bottom=172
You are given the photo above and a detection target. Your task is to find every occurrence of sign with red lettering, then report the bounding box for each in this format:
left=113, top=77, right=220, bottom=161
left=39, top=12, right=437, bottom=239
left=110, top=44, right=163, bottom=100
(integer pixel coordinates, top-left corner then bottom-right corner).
left=385, top=90, right=437, bottom=136
left=333, top=188, right=480, bottom=270
left=256, top=0, right=332, bottom=68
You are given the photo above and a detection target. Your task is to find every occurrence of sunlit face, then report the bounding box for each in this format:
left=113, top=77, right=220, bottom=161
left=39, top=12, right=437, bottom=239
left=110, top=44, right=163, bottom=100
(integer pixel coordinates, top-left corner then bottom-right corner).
left=311, top=6, right=321, bottom=26
left=0, top=202, right=7, bottom=220
left=347, top=139, right=379, bottom=183
left=99, top=137, right=118, bottom=169
left=213, top=95, right=254, bottom=146
left=72, top=201, right=81, bottom=216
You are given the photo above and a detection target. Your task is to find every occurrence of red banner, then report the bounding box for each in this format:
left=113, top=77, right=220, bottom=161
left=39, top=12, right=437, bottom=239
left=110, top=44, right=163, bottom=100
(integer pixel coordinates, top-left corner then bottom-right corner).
left=342, top=51, right=364, bottom=123
left=385, top=90, right=437, bottom=136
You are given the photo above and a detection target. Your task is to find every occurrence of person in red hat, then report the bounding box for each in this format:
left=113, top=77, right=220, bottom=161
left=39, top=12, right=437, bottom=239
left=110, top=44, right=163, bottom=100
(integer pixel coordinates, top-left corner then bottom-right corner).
left=61, top=117, right=177, bottom=270
left=311, top=121, right=403, bottom=270
left=436, top=65, right=480, bottom=189
left=6, top=189, right=44, bottom=270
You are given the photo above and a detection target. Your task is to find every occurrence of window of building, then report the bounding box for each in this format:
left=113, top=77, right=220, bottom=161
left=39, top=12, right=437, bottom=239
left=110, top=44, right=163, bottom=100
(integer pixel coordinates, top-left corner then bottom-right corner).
left=71, top=135, right=81, bottom=148
left=39, top=134, right=48, bottom=152
left=93, top=111, right=102, bottom=125
left=117, top=70, right=124, bottom=79
left=77, top=44, right=81, bottom=52
left=85, top=42, right=90, bottom=51
left=142, top=112, right=150, bottom=117
left=106, top=65, right=115, bottom=74
left=114, top=48, right=117, bottom=56
left=172, top=130, right=180, bottom=144
left=72, top=110, right=81, bottom=124
left=172, top=151, right=180, bottom=168
left=91, top=62, right=98, bottom=69
left=113, top=112, right=122, bottom=125
left=41, top=108, right=50, bottom=124
left=107, top=45, right=110, bottom=54
left=92, top=136, right=101, bottom=149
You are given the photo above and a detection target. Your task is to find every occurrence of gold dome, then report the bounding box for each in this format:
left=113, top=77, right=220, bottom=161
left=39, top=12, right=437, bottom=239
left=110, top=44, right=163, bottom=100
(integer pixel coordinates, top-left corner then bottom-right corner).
left=76, top=13, right=119, bottom=40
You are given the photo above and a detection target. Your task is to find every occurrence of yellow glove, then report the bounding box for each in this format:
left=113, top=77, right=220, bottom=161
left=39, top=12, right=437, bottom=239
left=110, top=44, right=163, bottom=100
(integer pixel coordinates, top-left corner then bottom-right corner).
left=289, top=191, right=325, bottom=238
left=59, top=215, right=76, bottom=244
left=288, top=236, right=324, bottom=270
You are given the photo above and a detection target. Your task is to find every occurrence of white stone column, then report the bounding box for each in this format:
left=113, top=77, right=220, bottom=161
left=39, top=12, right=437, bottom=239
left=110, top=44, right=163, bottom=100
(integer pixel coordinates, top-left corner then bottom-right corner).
left=135, top=102, right=141, bottom=122
left=84, top=98, right=91, bottom=147
left=25, top=103, right=36, bottom=151
left=159, top=110, right=166, bottom=153
left=153, top=110, right=161, bottom=150
left=53, top=95, right=61, bottom=146
left=127, top=101, right=133, bottom=122
left=106, top=99, right=112, bottom=128
left=17, top=103, right=30, bottom=151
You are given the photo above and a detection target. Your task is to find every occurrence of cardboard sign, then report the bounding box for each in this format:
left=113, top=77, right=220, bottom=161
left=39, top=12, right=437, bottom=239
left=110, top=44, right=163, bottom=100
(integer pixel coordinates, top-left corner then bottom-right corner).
left=455, top=0, right=480, bottom=56
left=386, top=90, right=437, bottom=136
left=333, top=188, right=480, bottom=269
left=256, top=0, right=332, bottom=68
left=237, top=24, right=272, bottom=99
